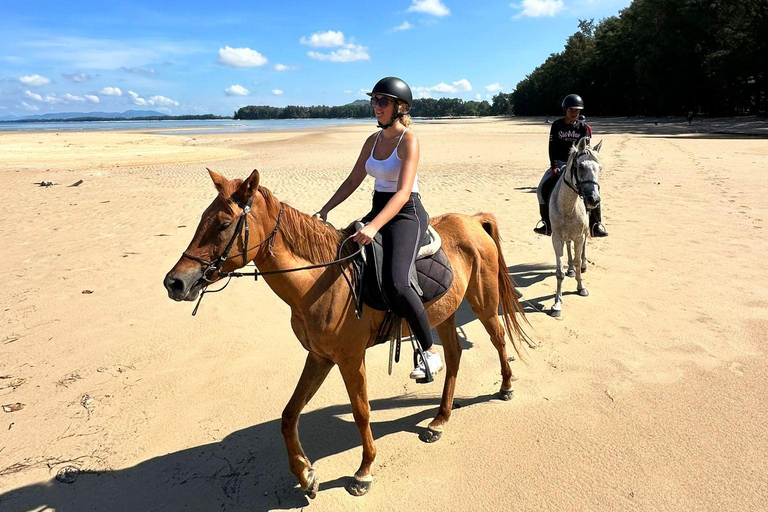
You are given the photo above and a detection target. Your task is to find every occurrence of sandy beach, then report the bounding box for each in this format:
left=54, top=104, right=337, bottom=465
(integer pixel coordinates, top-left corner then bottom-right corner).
left=1, top=117, right=766, bottom=511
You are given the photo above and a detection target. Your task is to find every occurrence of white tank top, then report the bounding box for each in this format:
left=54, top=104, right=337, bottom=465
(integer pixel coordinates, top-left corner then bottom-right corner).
left=365, top=129, right=419, bottom=193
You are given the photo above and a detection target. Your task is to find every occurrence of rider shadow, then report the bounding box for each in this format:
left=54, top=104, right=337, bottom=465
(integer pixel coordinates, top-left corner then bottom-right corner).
left=507, top=263, right=554, bottom=315
left=513, top=186, right=538, bottom=194
left=0, top=395, right=498, bottom=512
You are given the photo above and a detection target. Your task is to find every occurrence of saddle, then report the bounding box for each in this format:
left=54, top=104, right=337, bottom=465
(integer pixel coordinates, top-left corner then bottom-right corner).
left=350, top=221, right=454, bottom=319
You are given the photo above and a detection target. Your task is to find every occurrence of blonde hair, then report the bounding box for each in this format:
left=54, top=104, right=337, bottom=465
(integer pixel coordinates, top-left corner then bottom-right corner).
left=398, top=102, right=412, bottom=128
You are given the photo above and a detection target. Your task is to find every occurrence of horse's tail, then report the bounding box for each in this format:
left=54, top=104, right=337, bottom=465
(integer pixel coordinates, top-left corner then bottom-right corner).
left=476, top=213, right=535, bottom=358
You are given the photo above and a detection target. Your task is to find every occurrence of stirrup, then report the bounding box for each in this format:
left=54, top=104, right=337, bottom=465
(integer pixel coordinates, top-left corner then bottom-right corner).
left=590, top=222, right=608, bottom=237
left=533, top=220, right=551, bottom=236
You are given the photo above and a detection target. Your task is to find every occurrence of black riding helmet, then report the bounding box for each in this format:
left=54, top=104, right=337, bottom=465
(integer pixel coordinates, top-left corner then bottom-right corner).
left=562, top=94, right=584, bottom=110
left=367, top=77, right=413, bottom=128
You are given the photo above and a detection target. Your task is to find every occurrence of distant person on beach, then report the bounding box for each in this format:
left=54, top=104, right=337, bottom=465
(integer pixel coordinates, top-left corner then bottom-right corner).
left=315, top=77, right=443, bottom=382
left=687, top=111, right=694, bottom=125
left=534, top=94, right=608, bottom=237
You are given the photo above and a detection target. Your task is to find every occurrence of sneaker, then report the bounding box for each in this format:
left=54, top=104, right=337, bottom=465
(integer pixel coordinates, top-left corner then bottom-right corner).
left=410, top=351, right=443, bottom=380
left=591, top=223, right=608, bottom=237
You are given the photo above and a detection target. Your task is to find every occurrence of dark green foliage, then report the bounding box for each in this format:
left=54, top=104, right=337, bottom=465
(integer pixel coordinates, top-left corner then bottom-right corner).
left=511, top=0, right=768, bottom=115
left=234, top=98, right=495, bottom=120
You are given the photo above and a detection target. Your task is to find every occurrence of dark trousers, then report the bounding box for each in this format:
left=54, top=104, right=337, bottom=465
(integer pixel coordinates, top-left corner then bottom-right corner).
left=362, top=192, right=433, bottom=351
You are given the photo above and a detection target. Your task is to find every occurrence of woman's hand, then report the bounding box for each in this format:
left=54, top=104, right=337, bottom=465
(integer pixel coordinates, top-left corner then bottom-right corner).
left=352, top=223, right=379, bottom=245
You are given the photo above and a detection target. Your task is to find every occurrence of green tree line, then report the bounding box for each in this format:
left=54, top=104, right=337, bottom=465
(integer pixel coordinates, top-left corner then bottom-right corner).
left=511, top=0, right=767, bottom=116
left=234, top=97, right=506, bottom=120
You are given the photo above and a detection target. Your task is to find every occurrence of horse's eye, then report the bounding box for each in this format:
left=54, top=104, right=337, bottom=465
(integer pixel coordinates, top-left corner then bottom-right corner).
left=219, top=222, right=232, bottom=232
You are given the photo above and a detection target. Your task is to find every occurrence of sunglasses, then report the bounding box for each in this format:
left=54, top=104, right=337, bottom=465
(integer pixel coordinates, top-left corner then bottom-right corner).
left=370, top=96, right=391, bottom=108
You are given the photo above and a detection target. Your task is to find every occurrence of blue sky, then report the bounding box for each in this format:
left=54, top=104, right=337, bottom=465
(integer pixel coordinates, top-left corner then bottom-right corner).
left=0, top=0, right=631, bottom=116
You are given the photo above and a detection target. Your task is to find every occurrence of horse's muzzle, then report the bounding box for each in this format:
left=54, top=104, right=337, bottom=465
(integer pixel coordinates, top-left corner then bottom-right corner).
left=164, top=270, right=203, bottom=301
left=584, top=192, right=601, bottom=210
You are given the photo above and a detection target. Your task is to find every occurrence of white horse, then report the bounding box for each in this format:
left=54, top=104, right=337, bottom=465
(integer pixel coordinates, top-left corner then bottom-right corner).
left=549, top=137, right=603, bottom=317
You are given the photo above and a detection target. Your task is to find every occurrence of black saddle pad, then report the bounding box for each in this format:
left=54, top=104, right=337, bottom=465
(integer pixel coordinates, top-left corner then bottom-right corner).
left=354, top=232, right=454, bottom=312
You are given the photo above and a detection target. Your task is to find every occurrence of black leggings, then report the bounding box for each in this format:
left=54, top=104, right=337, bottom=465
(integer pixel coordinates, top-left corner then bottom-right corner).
left=362, top=192, right=433, bottom=351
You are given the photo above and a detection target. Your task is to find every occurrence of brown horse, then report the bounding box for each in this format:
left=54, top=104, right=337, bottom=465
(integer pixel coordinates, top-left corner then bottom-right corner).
left=164, top=169, right=531, bottom=498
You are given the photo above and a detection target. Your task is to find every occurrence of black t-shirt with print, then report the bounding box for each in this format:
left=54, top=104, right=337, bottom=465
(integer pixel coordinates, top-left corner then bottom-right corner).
left=548, top=118, right=590, bottom=166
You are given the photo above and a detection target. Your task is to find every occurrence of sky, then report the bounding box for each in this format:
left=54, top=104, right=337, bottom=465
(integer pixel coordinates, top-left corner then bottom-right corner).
left=0, top=0, right=632, bottom=117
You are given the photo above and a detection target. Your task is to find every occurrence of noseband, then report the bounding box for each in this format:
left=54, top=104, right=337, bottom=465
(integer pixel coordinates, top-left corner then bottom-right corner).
left=181, top=197, right=283, bottom=284
left=563, top=153, right=600, bottom=199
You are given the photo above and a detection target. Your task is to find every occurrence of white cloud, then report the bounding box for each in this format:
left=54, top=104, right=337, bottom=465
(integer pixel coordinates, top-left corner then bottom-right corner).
left=100, top=86, right=122, bottom=96
left=218, top=46, right=268, bottom=67
left=225, top=84, right=250, bottom=96
left=414, top=78, right=472, bottom=95
left=393, top=21, right=414, bottom=31
left=85, top=94, right=99, bottom=103
left=274, top=63, right=298, bottom=71
left=308, top=44, right=370, bottom=63
left=511, top=0, right=564, bottom=18
left=19, top=74, right=51, bottom=86
left=407, top=0, right=450, bottom=17
left=122, top=66, right=157, bottom=75
left=475, top=94, right=482, bottom=100
left=127, top=90, right=148, bottom=105
left=343, top=90, right=353, bottom=94
left=61, top=71, right=92, bottom=82
left=485, top=83, right=503, bottom=92
left=300, top=30, right=346, bottom=47
left=62, top=93, right=85, bottom=103
left=272, top=89, right=284, bottom=95
left=24, top=90, right=43, bottom=102
left=21, top=101, right=40, bottom=111
left=417, top=91, right=432, bottom=99
left=148, top=95, right=179, bottom=107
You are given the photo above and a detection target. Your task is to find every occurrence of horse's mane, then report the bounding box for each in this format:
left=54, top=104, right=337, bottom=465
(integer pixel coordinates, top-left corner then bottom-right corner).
left=258, top=186, right=356, bottom=264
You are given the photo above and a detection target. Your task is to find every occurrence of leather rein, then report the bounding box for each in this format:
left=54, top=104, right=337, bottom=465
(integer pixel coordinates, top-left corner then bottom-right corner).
left=180, top=197, right=362, bottom=316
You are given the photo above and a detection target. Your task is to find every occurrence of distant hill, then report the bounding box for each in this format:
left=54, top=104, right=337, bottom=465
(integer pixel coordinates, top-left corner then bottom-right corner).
left=346, top=99, right=369, bottom=106
left=0, top=110, right=165, bottom=121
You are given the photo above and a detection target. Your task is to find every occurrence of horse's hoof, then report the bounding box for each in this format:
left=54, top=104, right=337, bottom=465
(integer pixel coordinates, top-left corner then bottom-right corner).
left=581, top=267, right=587, bottom=274
left=566, top=269, right=575, bottom=278
left=304, top=468, right=319, bottom=499
left=550, top=308, right=561, bottom=318
left=578, top=288, right=589, bottom=297
left=346, top=478, right=372, bottom=497
left=499, top=388, right=514, bottom=401
left=420, top=427, right=442, bottom=443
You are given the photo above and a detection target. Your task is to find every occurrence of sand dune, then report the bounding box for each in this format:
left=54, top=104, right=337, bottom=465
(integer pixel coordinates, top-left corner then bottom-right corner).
left=1, top=117, right=766, bottom=511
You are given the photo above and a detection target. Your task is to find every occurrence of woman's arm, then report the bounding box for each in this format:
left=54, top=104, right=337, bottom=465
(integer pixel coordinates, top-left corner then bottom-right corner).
left=316, top=134, right=375, bottom=220
left=353, top=131, right=419, bottom=244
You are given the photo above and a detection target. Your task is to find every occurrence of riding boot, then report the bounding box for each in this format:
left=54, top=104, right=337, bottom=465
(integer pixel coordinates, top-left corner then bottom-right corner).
left=533, top=203, right=551, bottom=236
left=589, top=204, right=608, bottom=237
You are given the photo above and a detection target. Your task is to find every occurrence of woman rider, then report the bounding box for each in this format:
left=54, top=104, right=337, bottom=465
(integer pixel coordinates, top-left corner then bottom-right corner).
left=534, top=94, right=608, bottom=237
left=314, top=77, right=443, bottom=381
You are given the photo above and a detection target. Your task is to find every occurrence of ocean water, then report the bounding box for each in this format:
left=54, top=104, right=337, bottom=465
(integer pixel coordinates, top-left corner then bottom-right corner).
left=0, top=118, right=374, bottom=134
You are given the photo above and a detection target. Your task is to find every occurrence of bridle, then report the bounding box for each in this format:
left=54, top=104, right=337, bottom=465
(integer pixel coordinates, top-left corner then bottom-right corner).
left=178, top=195, right=362, bottom=316
left=563, top=151, right=600, bottom=199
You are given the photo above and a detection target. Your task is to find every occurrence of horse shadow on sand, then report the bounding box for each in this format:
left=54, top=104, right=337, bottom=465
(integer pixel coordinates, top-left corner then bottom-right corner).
left=0, top=394, right=500, bottom=512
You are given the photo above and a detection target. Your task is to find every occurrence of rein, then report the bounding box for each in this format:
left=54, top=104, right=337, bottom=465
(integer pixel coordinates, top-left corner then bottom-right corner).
left=180, top=198, right=363, bottom=316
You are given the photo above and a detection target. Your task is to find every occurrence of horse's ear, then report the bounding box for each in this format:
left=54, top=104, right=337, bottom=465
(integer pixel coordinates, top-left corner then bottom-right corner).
left=594, top=139, right=603, bottom=153
left=207, top=168, right=229, bottom=197
left=239, top=169, right=261, bottom=198
left=577, top=137, right=588, bottom=153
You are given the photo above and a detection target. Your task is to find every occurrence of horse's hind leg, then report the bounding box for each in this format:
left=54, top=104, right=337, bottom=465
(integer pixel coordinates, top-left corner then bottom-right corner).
left=281, top=352, right=334, bottom=499
left=574, top=234, right=589, bottom=297
left=551, top=235, right=565, bottom=317
left=422, top=313, right=463, bottom=443
left=338, top=358, right=376, bottom=496
left=566, top=241, right=576, bottom=278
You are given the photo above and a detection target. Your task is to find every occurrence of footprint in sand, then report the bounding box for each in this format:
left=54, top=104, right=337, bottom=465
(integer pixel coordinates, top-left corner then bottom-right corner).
left=728, top=362, right=744, bottom=376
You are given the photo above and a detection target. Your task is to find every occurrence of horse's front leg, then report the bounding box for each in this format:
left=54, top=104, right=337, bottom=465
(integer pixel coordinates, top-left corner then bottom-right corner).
left=574, top=234, right=589, bottom=297
left=281, top=352, right=334, bottom=499
left=581, top=234, right=588, bottom=273
left=338, top=358, right=376, bottom=496
left=566, top=241, right=576, bottom=277
left=551, top=234, right=565, bottom=317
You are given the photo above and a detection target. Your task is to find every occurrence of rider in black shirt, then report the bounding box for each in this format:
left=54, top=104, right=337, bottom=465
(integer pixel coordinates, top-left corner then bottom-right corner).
left=534, top=94, right=608, bottom=237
